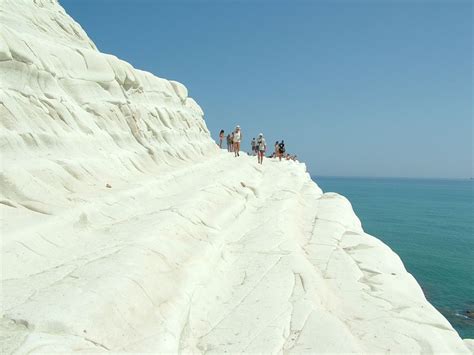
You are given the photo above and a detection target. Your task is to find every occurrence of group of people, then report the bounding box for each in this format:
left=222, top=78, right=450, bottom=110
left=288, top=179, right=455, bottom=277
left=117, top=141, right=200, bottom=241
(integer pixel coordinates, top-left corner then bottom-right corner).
left=274, top=141, right=297, bottom=161
left=219, top=126, right=242, bottom=157
left=218, top=126, right=296, bottom=165
left=253, top=139, right=297, bottom=161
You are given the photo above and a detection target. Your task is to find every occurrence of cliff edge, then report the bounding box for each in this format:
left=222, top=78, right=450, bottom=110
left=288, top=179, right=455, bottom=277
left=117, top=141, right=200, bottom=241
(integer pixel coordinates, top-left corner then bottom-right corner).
left=0, top=0, right=471, bottom=353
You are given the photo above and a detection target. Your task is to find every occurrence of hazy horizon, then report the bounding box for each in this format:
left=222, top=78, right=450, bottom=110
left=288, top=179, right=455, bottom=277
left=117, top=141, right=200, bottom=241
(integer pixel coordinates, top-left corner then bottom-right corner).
left=61, top=0, right=473, bottom=179
left=313, top=174, right=473, bottom=180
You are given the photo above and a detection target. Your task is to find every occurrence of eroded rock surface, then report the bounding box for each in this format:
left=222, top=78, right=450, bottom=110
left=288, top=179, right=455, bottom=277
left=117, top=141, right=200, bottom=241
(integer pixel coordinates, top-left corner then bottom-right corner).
left=0, top=0, right=471, bottom=353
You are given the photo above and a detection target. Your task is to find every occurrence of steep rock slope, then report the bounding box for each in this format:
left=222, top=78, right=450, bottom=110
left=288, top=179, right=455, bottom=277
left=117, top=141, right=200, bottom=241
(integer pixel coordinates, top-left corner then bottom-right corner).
left=0, top=0, right=216, bottom=216
left=0, top=0, right=471, bottom=353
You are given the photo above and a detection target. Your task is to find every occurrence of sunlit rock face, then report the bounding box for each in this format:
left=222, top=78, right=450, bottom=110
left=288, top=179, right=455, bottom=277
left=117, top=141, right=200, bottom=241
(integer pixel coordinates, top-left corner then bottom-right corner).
left=0, top=1, right=471, bottom=354
left=0, top=0, right=216, bottom=213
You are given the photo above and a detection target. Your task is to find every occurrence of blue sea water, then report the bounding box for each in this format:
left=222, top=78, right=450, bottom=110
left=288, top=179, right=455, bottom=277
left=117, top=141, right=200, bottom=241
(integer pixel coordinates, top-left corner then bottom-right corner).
left=314, top=176, right=474, bottom=339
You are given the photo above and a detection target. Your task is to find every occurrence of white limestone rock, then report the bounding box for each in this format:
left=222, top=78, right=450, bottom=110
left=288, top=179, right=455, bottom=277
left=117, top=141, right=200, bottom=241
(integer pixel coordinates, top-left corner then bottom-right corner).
left=1, top=0, right=472, bottom=354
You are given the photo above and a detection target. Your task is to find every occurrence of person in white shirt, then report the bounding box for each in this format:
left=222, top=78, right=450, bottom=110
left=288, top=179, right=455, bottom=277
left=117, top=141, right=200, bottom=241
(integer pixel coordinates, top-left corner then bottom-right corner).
left=233, top=125, right=242, bottom=157
left=257, top=133, right=266, bottom=164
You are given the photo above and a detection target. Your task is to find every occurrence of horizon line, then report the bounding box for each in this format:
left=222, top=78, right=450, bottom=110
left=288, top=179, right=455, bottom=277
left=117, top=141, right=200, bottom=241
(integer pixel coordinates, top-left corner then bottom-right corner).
left=311, top=175, right=473, bottom=181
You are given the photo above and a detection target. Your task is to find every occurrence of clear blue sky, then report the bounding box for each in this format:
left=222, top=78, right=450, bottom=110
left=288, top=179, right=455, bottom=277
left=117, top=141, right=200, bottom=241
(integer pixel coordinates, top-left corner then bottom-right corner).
left=61, top=0, right=472, bottom=178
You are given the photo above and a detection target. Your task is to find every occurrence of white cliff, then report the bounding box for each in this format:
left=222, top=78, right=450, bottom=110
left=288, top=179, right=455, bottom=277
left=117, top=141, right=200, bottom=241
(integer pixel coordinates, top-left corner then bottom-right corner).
left=0, top=0, right=471, bottom=353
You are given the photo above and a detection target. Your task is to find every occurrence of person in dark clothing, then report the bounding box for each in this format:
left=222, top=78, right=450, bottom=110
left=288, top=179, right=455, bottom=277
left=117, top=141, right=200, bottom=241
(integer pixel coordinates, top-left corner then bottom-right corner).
left=278, top=140, right=285, bottom=161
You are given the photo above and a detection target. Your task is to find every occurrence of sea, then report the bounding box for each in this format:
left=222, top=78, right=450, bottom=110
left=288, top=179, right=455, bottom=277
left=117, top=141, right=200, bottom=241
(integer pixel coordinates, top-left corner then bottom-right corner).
left=313, top=176, right=473, bottom=339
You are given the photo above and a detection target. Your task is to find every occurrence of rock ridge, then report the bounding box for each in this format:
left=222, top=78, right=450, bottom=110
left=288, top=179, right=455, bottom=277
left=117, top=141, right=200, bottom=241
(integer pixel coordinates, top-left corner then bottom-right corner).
left=0, top=0, right=471, bottom=353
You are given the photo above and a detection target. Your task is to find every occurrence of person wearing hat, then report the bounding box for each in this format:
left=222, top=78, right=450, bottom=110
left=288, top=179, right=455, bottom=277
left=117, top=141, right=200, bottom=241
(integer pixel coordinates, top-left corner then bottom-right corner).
left=256, top=133, right=266, bottom=164
left=233, top=125, right=242, bottom=157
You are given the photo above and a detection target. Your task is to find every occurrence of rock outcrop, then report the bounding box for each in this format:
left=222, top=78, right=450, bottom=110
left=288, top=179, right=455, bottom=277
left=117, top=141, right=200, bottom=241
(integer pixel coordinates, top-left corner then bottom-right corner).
left=0, top=0, right=471, bottom=353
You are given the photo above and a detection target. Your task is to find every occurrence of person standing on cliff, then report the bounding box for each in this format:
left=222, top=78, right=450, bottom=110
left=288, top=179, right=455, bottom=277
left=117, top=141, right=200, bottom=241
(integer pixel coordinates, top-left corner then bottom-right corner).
left=257, top=133, right=266, bottom=164
left=226, top=134, right=231, bottom=151
left=278, top=140, right=286, bottom=161
left=233, top=125, right=242, bottom=157
left=251, top=138, right=256, bottom=156
left=218, top=129, right=225, bottom=148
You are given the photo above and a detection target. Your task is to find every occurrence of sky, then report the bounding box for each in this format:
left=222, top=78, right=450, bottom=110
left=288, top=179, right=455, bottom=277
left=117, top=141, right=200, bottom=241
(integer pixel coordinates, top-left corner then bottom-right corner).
left=61, top=0, right=472, bottom=178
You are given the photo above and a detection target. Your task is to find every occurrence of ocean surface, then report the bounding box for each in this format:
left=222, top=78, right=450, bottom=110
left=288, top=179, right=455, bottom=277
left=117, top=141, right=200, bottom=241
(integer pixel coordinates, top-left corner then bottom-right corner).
left=314, top=176, right=473, bottom=339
